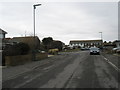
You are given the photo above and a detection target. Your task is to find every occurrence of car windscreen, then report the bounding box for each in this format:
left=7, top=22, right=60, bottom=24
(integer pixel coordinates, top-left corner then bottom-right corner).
left=90, top=48, right=99, bottom=50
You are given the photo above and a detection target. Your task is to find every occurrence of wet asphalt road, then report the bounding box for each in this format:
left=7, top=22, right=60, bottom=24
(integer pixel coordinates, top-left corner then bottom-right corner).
left=2, top=51, right=120, bottom=89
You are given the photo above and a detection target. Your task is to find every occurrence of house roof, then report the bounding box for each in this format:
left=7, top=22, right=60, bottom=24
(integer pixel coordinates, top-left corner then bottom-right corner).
left=12, top=36, right=40, bottom=43
left=113, top=40, right=120, bottom=43
left=11, top=36, right=41, bottom=50
left=70, top=39, right=103, bottom=43
left=0, top=28, right=7, bottom=34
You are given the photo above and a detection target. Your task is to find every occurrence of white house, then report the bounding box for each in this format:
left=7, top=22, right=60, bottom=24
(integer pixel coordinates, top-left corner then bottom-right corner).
left=113, top=40, right=120, bottom=48
left=0, top=28, right=7, bottom=39
left=69, top=40, right=103, bottom=48
left=0, top=28, right=7, bottom=50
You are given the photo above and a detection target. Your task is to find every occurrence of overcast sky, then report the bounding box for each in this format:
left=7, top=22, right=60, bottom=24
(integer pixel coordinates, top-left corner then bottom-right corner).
left=0, top=1, right=118, bottom=44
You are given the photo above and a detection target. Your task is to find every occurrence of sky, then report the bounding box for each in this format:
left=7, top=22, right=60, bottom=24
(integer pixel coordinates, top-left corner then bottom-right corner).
left=0, top=1, right=118, bottom=45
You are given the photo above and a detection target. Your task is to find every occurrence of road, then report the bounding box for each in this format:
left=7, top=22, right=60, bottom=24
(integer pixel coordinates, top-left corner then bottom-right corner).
left=2, top=51, right=120, bottom=89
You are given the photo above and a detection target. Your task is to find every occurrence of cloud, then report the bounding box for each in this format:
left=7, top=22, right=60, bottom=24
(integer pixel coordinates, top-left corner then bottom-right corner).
left=0, top=2, right=118, bottom=44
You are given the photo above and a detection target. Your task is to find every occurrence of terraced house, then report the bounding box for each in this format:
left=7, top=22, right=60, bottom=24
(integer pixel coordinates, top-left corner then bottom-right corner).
left=69, top=40, right=103, bottom=48
left=113, top=40, right=120, bottom=48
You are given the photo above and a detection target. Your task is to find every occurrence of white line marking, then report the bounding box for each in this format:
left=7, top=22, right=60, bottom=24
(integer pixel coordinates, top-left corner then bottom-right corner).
left=102, top=56, right=120, bottom=72
left=108, top=62, right=120, bottom=72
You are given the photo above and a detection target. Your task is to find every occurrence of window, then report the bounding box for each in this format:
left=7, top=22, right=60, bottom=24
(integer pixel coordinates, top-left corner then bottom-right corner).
left=0, top=34, right=4, bottom=38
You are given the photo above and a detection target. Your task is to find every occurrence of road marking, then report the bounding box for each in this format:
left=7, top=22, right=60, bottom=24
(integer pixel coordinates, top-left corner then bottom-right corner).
left=102, top=56, right=120, bottom=72
left=103, top=57, right=108, bottom=61
left=108, top=61, right=120, bottom=72
left=43, top=65, right=53, bottom=70
left=14, top=73, right=42, bottom=88
left=95, top=58, right=119, bottom=88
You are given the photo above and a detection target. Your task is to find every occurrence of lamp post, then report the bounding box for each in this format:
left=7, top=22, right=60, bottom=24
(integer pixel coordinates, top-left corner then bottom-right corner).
left=33, top=4, right=41, bottom=61
left=99, top=32, right=102, bottom=40
left=99, top=32, right=103, bottom=50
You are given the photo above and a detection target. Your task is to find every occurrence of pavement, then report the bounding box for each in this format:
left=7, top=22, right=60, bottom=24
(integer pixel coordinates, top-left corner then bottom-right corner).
left=2, top=55, right=54, bottom=82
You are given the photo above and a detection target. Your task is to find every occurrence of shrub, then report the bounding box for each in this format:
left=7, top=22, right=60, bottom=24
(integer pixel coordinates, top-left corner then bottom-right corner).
left=3, top=42, right=30, bottom=56
left=17, top=43, right=30, bottom=55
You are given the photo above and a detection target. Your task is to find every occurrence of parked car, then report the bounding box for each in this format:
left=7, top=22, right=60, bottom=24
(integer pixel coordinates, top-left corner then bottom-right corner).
left=38, top=50, right=46, bottom=53
left=81, top=48, right=85, bottom=50
left=81, top=48, right=89, bottom=51
left=112, top=47, right=120, bottom=53
left=90, top=47, right=100, bottom=55
left=48, top=48, right=59, bottom=55
left=112, top=48, right=118, bottom=51
left=116, top=48, right=120, bottom=53
left=85, top=48, right=89, bottom=50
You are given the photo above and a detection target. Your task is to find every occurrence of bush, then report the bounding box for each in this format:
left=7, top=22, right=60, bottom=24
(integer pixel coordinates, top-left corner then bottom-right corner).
left=50, top=41, right=63, bottom=51
left=17, top=43, right=30, bottom=55
left=3, top=42, right=30, bottom=56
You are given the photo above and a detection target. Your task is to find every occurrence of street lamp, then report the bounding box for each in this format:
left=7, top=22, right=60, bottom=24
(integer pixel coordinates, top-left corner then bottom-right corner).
left=33, top=4, right=41, bottom=61
left=99, top=32, right=102, bottom=40
left=99, top=32, right=103, bottom=49
left=33, top=4, right=41, bottom=38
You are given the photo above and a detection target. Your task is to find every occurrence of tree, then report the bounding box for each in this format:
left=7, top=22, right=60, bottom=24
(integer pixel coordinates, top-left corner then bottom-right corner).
left=104, top=41, right=107, bottom=43
left=108, top=41, right=112, bottom=44
left=42, top=37, right=53, bottom=45
left=42, top=37, right=53, bottom=50
left=50, top=41, right=63, bottom=51
left=39, top=43, right=46, bottom=51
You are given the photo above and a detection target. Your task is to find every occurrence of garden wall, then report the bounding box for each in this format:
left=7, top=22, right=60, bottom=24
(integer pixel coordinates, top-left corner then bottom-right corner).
left=5, top=53, right=48, bottom=66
